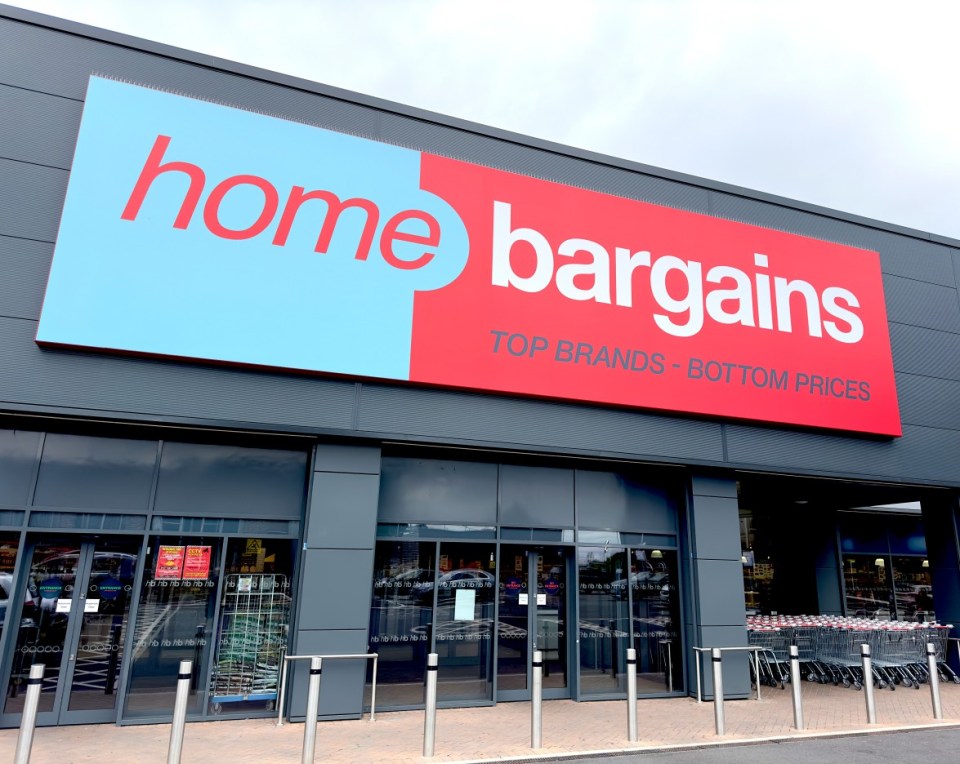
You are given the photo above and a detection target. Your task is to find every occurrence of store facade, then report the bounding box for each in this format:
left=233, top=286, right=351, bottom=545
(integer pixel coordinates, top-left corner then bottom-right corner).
left=1, top=4, right=960, bottom=728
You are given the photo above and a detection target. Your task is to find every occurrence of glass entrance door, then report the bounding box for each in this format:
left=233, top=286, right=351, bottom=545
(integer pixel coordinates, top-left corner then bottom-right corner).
left=2, top=537, right=140, bottom=726
left=496, top=546, right=569, bottom=701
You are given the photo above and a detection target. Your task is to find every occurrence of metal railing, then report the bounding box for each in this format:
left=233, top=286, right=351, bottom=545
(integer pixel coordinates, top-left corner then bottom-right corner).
left=276, top=652, right=378, bottom=726
left=692, top=645, right=763, bottom=702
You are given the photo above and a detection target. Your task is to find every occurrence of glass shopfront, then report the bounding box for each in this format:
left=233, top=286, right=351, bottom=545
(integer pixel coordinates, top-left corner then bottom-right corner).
left=367, top=456, right=683, bottom=709
left=0, top=428, right=307, bottom=728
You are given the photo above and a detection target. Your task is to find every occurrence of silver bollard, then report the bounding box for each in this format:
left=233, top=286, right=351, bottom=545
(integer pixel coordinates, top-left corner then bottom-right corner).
left=531, top=650, right=543, bottom=749
left=711, top=648, right=724, bottom=735
left=423, top=653, right=439, bottom=757
left=789, top=645, right=804, bottom=730
left=926, top=642, right=943, bottom=720
left=626, top=647, right=638, bottom=742
left=301, top=657, right=322, bottom=764
left=167, top=660, right=192, bottom=764
left=860, top=643, right=876, bottom=724
left=13, top=663, right=45, bottom=764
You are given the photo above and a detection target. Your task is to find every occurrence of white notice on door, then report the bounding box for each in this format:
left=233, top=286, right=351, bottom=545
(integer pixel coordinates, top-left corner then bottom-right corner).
left=84, top=599, right=100, bottom=613
left=518, top=593, right=529, bottom=605
left=454, top=588, right=476, bottom=621
left=536, top=593, right=547, bottom=606
left=55, top=599, right=71, bottom=613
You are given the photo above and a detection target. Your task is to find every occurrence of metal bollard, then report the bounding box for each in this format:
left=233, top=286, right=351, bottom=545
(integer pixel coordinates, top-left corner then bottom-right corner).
left=423, top=653, right=439, bottom=757
left=711, top=648, right=724, bottom=735
left=626, top=648, right=638, bottom=742
left=13, top=663, right=45, bottom=764
left=860, top=643, right=876, bottom=724
left=167, top=660, right=192, bottom=764
left=926, top=642, right=943, bottom=720
left=789, top=645, right=804, bottom=730
left=301, top=657, right=322, bottom=764
left=531, top=650, right=543, bottom=749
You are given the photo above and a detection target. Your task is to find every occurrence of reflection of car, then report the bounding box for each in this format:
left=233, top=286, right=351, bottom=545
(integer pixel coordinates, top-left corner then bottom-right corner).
left=413, top=569, right=495, bottom=601
left=374, top=568, right=435, bottom=591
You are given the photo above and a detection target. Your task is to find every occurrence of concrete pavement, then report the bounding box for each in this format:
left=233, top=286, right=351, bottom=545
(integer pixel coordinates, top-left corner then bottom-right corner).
left=2, top=681, right=958, bottom=763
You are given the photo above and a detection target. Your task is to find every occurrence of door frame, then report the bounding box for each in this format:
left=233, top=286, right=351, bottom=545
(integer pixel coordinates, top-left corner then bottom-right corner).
left=495, top=545, right=574, bottom=702
left=0, top=535, right=143, bottom=727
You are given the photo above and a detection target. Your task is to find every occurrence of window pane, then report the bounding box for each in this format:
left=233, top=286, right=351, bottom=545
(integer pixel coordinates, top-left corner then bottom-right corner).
left=208, top=538, right=295, bottom=715
left=124, top=537, right=222, bottom=719
left=842, top=554, right=893, bottom=618
left=0, top=429, right=40, bottom=505
left=433, top=542, right=496, bottom=702
left=577, top=546, right=629, bottom=696
left=630, top=548, right=681, bottom=694
left=367, top=541, right=436, bottom=708
left=0, top=534, right=22, bottom=668
left=892, top=556, right=934, bottom=621
left=34, top=434, right=156, bottom=510
left=499, top=465, right=573, bottom=527
left=378, top=459, right=497, bottom=525
left=154, top=443, right=307, bottom=519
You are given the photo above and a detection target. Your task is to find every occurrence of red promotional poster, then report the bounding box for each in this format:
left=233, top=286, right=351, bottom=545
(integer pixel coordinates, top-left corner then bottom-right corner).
left=155, top=546, right=185, bottom=579
left=182, top=546, right=212, bottom=580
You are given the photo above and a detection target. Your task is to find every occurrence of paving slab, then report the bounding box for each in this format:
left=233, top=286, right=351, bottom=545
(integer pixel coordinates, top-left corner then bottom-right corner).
left=1, top=682, right=958, bottom=763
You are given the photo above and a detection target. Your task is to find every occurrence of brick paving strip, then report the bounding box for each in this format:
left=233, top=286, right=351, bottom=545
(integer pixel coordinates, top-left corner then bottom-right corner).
left=1, top=683, right=958, bottom=763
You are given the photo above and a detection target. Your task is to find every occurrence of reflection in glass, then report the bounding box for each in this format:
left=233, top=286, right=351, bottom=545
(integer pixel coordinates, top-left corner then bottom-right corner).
left=0, top=534, right=21, bottom=645
left=843, top=554, right=894, bottom=618
left=433, top=542, right=495, bottom=702
left=496, top=546, right=529, bottom=692
left=4, top=541, right=76, bottom=714
left=892, top=556, right=934, bottom=621
left=367, top=541, right=436, bottom=708
left=208, top=538, right=295, bottom=715
left=630, top=548, right=681, bottom=693
left=123, top=537, right=221, bottom=719
left=577, top=546, right=628, bottom=695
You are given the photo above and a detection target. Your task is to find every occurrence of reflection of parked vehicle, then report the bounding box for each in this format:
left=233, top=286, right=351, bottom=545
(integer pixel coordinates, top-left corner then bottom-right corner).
left=413, top=569, right=494, bottom=601
left=375, top=568, right=435, bottom=591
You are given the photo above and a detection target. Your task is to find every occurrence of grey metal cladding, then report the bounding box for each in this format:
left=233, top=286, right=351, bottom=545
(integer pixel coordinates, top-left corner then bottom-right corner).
left=709, top=190, right=957, bottom=287
left=0, top=158, right=67, bottom=242
left=356, top=383, right=725, bottom=462
left=0, top=83, right=83, bottom=169
left=379, top=112, right=710, bottom=213
left=724, top=422, right=960, bottom=484
left=0, top=235, right=51, bottom=320
left=882, top=275, right=960, bottom=334
left=0, top=17, right=380, bottom=139
left=0, top=317, right=356, bottom=429
left=890, top=323, right=960, bottom=380
left=896, top=373, right=960, bottom=431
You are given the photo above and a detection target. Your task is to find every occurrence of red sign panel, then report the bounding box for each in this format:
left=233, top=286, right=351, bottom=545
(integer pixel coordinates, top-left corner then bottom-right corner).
left=182, top=546, right=212, bottom=580
left=411, top=155, right=901, bottom=436
left=155, top=546, right=185, bottom=579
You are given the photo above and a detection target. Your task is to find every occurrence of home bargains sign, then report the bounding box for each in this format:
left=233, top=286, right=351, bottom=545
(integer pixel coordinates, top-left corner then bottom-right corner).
left=37, top=78, right=901, bottom=436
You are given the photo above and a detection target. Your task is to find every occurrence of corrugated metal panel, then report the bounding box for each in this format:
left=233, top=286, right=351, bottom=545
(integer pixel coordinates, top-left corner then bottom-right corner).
left=882, top=274, right=960, bottom=334
left=0, top=317, right=356, bottom=430
left=890, top=323, right=960, bottom=380
left=356, top=383, right=725, bottom=462
left=0, top=18, right=381, bottom=140
left=709, top=190, right=957, bottom=286
left=896, top=373, right=960, bottom=431
left=380, top=113, right=711, bottom=214
left=0, top=158, right=67, bottom=242
left=724, top=423, right=960, bottom=485
left=0, top=234, right=51, bottom=320
left=0, top=83, right=83, bottom=169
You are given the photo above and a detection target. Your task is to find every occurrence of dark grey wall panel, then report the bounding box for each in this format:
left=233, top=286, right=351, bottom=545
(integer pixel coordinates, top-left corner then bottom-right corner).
left=0, top=17, right=380, bottom=138
left=297, top=548, right=375, bottom=630
left=574, top=471, right=677, bottom=533
left=499, top=465, right=574, bottom=527
left=0, top=158, right=67, bottom=242
left=0, top=83, right=82, bottom=168
left=725, top=423, right=960, bottom=484
left=305, top=473, right=379, bottom=548
left=883, top=275, right=960, bottom=334
left=890, top=324, right=960, bottom=380
left=0, top=317, right=356, bottom=429
left=378, top=458, right=497, bottom=525
left=357, top=384, right=725, bottom=462
left=0, top=235, right=51, bottom=320
left=0, top=428, right=41, bottom=505
left=314, top=444, right=380, bottom=475
left=896, top=373, right=960, bottom=431
left=709, top=190, right=957, bottom=286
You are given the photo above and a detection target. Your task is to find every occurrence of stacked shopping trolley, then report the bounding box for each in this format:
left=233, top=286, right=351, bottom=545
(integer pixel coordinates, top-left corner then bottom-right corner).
left=746, top=615, right=958, bottom=691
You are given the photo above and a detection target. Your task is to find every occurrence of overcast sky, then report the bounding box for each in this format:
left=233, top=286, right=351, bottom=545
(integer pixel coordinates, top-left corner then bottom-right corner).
left=8, top=0, right=960, bottom=241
